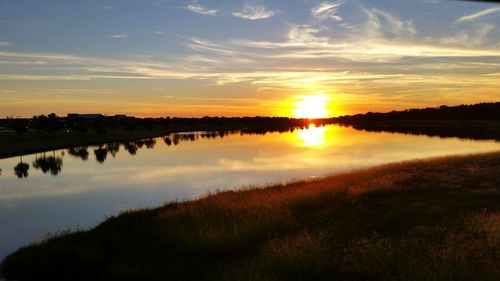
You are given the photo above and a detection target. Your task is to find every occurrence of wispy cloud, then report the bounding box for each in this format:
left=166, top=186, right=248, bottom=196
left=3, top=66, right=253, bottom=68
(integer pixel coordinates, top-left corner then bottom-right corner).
left=456, top=7, right=500, bottom=23
left=440, top=22, right=495, bottom=46
left=2, top=0, right=499, bottom=118
left=186, top=4, right=218, bottom=16
left=287, top=25, right=328, bottom=44
left=1, top=2, right=500, bottom=111
left=111, top=33, right=129, bottom=38
left=1, top=45, right=499, bottom=114
left=0, top=60, right=46, bottom=65
left=362, top=6, right=416, bottom=38
left=311, top=1, right=343, bottom=21
left=420, top=0, right=439, bottom=4
left=0, top=41, right=11, bottom=48
left=232, top=4, right=275, bottom=20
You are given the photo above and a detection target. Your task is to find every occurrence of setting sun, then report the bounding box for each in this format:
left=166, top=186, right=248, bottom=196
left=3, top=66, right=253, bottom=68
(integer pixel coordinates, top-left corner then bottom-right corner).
left=293, top=95, right=331, bottom=119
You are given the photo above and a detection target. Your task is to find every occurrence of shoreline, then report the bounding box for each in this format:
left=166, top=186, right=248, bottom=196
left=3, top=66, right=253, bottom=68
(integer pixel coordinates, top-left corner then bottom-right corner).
left=2, top=151, right=500, bottom=280
left=2, top=120, right=500, bottom=160
left=0, top=122, right=318, bottom=159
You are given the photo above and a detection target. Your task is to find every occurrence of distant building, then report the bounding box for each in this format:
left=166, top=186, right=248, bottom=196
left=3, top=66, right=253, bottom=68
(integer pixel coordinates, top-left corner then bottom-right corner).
left=79, top=114, right=104, bottom=119
left=113, top=114, right=127, bottom=119
left=67, top=113, right=104, bottom=119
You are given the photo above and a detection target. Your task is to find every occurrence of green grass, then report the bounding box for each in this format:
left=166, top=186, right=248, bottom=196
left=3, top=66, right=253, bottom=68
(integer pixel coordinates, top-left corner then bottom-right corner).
left=2, top=152, right=500, bottom=281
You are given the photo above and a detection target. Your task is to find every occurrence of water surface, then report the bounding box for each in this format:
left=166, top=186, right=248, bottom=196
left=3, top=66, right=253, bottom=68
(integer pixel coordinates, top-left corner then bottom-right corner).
left=1, top=125, right=499, bottom=260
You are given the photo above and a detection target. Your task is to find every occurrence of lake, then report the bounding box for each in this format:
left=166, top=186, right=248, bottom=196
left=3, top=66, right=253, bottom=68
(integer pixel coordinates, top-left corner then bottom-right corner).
left=1, top=124, right=499, bottom=260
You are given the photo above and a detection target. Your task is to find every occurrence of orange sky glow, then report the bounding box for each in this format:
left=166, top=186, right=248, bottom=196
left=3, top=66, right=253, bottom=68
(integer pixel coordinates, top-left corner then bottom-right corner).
left=1, top=0, right=499, bottom=118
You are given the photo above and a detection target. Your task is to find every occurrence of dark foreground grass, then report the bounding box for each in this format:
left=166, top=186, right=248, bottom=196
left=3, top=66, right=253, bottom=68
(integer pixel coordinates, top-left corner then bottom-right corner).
left=2, top=152, right=500, bottom=281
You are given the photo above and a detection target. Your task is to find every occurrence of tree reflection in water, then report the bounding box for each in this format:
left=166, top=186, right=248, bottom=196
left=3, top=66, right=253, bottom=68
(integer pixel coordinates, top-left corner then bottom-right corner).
left=94, top=147, right=108, bottom=163
left=142, top=138, right=156, bottom=149
left=106, top=142, right=120, bottom=158
left=9, top=129, right=303, bottom=179
left=32, top=152, right=63, bottom=176
left=123, top=141, right=139, bottom=155
left=14, top=156, right=29, bottom=179
left=163, top=136, right=172, bottom=146
left=68, top=147, right=89, bottom=161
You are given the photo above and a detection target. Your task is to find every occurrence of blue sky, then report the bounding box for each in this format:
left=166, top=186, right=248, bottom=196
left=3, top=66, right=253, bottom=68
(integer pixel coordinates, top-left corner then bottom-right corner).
left=0, top=0, right=499, bottom=117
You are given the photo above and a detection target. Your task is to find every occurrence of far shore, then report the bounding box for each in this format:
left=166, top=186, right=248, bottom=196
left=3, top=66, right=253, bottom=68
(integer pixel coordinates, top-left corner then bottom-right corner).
left=2, top=102, right=499, bottom=159
left=2, top=119, right=500, bottom=160
left=0, top=128, right=169, bottom=159
left=2, top=151, right=500, bottom=281
left=0, top=119, right=326, bottom=159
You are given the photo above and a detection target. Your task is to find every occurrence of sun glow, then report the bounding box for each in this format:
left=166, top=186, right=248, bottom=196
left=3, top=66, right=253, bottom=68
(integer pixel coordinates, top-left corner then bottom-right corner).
left=293, top=94, right=330, bottom=119
left=296, top=124, right=328, bottom=147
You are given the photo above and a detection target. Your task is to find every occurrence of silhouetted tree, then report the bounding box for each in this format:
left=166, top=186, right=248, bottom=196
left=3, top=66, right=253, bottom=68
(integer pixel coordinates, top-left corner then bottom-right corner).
left=122, top=118, right=138, bottom=131
left=33, top=113, right=60, bottom=132
left=142, top=118, right=156, bottom=130
left=93, top=116, right=107, bottom=135
left=70, top=119, right=89, bottom=133
left=333, top=102, right=500, bottom=123
left=10, top=119, right=29, bottom=134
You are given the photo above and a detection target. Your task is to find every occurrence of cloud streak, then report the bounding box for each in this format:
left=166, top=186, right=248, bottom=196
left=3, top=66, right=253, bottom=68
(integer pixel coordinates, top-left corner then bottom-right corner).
left=1, top=1, right=500, bottom=116
left=186, top=4, right=218, bottom=16
left=362, top=6, right=416, bottom=38
left=111, top=33, right=129, bottom=38
left=311, top=1, right=343, bottom=21
left=455, top=7, right=500, bottom=23
left=232, top=4, right=275, bottom=20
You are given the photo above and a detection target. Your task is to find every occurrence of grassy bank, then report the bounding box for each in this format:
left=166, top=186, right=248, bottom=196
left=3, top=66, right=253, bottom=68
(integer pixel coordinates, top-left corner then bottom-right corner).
left=2, top=152, right=500, bottom=281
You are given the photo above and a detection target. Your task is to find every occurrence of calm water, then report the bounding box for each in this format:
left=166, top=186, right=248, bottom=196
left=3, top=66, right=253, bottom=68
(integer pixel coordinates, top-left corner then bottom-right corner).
left=1, top=125, right=499, bottom=260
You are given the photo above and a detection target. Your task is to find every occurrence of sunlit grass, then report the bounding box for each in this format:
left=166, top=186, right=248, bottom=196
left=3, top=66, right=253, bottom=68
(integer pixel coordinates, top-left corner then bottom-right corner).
left=2, top=152, right=500, bottom=280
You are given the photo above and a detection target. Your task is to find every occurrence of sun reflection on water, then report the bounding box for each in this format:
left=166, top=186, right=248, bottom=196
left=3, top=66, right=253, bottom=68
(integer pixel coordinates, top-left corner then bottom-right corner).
left=296, top=124, right=329, bottom=147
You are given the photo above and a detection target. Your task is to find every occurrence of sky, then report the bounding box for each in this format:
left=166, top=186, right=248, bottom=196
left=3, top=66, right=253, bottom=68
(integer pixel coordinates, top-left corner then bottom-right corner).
left=0, top=0, right=499, bottom=118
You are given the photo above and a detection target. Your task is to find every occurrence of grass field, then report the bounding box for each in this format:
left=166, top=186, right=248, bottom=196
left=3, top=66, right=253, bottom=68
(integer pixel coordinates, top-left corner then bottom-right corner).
left=2, top=152, right=500, bottom=281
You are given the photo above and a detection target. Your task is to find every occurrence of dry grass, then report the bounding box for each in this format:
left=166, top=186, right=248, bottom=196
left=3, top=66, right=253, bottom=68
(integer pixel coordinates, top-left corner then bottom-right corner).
left=2, top=152, right=500, bottom=281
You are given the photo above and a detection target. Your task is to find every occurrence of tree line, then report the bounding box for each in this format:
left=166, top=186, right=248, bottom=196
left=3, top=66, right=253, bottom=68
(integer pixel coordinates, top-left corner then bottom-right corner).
left=1, top=115, right=333, bottom=135
left=333, top=102, right=500, bottom=123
